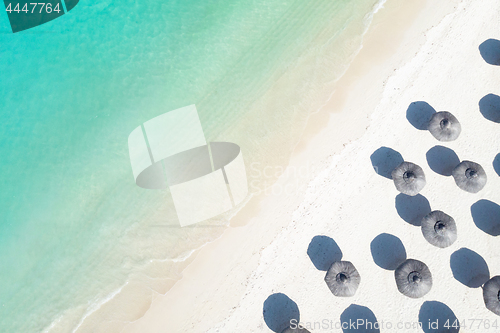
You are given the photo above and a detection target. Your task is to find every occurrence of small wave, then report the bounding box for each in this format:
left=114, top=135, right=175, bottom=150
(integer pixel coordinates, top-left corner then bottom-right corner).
left=373, top=0, right=387, bottom=14
left=363, top=0, right=388, bottom=31
left=42, top=315, right=63, bottom=333
left=70, top=283, right=128, bottom=333
left=150, top=248, right=199, bottom=263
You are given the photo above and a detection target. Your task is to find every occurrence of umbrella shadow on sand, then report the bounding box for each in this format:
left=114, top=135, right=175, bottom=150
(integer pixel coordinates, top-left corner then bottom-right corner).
left=370, top=147, right=404, bottom=179
left=307, top=236, right=343, bottom=271
left=426, top=146, right=460, bottom=176
left=479, top=94, right=500, bottom=123
left=395, top=193, right=432, bottom=226
left=479, top=39, right=500, bottom=65
left=419, top=301, right=460, bottom=333
left=263, top=293, right=300, bottom=332
left=450, top=248, right=490, bottom=288
left=406, top=101, right=436, bottom=130
left=370, top=233, right=407, bottom=270
left=493, top=153, right=500, bottom=177
left=471, top=199, right=500, bottom=236
left=340, top=304, right=380, bottom=333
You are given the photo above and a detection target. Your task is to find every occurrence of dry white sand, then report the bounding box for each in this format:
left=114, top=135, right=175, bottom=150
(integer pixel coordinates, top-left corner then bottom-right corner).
left=122, top=0, right=500, bottom=331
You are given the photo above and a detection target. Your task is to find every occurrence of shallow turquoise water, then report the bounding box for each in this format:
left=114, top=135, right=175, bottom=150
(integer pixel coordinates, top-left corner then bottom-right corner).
left=0, top=0, right=381, bottom=331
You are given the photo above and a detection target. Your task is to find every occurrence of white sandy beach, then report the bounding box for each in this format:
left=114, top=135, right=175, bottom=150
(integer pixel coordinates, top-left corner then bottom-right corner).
left=118, top=0, right=500, bottom=332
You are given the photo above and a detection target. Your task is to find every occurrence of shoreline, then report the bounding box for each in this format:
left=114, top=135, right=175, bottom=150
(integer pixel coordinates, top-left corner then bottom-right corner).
left=44, top=1, right=388, bottom=331
left=203, top=0, right=500, bottom=330
left=117, top=0, right=472, bottom=332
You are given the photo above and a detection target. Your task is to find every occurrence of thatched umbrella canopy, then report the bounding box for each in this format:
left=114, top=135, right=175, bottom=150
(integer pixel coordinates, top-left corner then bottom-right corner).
left=483, top=276, right=500, bottom=316
left=395, top=259, right=432, bottom=298
left=391, top=162, right=426, bottom=196
left=452, top=161, right=487, bottom=193
left=281, top=327, right=311, bottom=333
left=421, top=211, right=457, bottom=248
left=427, top=111, right=462, bottom=141
left=325, top=261, right=360, bottom=297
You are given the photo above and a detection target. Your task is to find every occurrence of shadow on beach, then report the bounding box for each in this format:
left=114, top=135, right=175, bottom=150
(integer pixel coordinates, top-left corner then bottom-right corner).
left=370, top=147, right=404, bottom=179
left=307, top=235, right=343, bottom=271
left=395, top=193, right=431, bottom=226
left=450, top=248, right=490, bottom=288
left=426, top=146, right=460, bottom=176
left=471, top=199, right=500, bottom=236
left=263, top=293, right=300, bottom=332
left=340, top=304, right=380, bottom=333
left=370, top=233, right=406, bottom=270
left=479, top=39, right=500, bottom=65
left=406, top=101, right=436, bottom=130
left=494, top=153, right=500, bottom=177
left=419, top=301, right=460, bottom=333
left=479, top=93, right=500, bottom=123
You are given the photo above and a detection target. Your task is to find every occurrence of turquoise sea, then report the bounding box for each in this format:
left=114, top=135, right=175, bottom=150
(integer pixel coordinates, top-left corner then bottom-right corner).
left=0, top=0, right=383, bottom=331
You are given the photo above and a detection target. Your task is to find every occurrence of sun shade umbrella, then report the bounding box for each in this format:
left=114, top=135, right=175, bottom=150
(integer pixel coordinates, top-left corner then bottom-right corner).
left=452, top=161, right=487, bottom=193
left=395, top=259, right=432, bottom=298
left=421, top=211, right=457, bottom=248
left=427, top=111, right=462, bottom=141
left=324, top=261, right=360, bottom=297
left=483, top=276, right=500, bottom=316
left=392, top=162, right=426, bottom=196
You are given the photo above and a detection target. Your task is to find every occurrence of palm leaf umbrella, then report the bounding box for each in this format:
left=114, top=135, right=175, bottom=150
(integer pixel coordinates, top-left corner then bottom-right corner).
left=483, top=276, right=500, bottom=316
left=395, top=259, right=432, bottom=298
left=427, top=111, right=461, bottom=141
left=452, top=161, right=487, bottom=193
left=421, top=211, right=457, bottom=248
left=325, top=261, right=360, bottom=297
left=392, top=162, right=426, bottom=196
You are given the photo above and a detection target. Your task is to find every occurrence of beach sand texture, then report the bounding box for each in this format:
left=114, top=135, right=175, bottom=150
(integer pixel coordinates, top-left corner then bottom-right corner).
left=118, top=0, right=500, bottom=331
